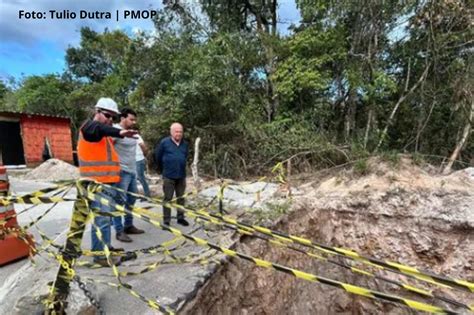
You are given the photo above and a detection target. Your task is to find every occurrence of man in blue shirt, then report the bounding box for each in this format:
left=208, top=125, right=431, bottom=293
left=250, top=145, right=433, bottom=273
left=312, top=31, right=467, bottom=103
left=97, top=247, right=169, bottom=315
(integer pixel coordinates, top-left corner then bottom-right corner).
left=154, top=123, right=189, bottom=226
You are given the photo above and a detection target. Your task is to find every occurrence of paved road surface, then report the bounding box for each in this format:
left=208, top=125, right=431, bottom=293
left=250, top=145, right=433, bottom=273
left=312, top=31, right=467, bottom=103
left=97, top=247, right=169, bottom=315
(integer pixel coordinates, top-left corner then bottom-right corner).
left=1, top=178, right=235, bottom=314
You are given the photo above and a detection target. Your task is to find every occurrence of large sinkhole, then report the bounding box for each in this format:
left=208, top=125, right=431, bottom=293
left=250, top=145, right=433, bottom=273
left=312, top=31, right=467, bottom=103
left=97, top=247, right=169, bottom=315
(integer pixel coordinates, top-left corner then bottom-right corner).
left=182, top=163, right=474, bottom=314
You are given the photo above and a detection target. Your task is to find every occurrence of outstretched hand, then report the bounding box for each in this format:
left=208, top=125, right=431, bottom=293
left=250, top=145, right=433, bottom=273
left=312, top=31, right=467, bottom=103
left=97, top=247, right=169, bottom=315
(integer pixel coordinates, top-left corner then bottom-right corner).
left=120, top=129, right=138, bottom=138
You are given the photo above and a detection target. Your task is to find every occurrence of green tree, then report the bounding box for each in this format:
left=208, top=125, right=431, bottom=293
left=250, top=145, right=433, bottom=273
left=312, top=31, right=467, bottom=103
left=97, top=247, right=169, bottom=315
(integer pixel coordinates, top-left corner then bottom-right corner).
left=390, top=0, right=473, bottom=168
left=0, top=81, right=8, bottom=101
left=66, top=27, right=131, bottom=83
left=199, top=0, right=281, bottom=121
left=15, top=75, right=74, bottom=115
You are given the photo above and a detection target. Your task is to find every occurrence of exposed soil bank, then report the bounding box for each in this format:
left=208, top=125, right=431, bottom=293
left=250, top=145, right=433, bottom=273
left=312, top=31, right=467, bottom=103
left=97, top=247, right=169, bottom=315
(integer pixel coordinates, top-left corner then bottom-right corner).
left=182, top=158, right=474, bottom=314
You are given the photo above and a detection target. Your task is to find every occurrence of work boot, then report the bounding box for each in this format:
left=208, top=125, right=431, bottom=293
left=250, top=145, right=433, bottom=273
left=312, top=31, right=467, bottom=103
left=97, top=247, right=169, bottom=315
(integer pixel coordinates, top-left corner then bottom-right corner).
left=163, top=221, right=170, bottom=226
left=116, top=231, right=133, bottom=242
left=121, top=251, right=138, bottom=262
left=124, top=225, right=145, bottom=234
left=93, top=256, right=122, bottom=267
left=109, top=246, right=124, bottom=252
left=177, top=218, right=189, bottom=226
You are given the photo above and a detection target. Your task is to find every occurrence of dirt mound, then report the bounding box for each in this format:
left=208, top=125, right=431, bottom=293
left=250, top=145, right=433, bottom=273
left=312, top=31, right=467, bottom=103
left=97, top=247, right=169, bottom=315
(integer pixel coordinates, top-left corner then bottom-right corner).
left=315, top=156, right=473, bottom=195
left=25, top=159, right=79, bottom=181
left=183, top=158, right=474, bottom=314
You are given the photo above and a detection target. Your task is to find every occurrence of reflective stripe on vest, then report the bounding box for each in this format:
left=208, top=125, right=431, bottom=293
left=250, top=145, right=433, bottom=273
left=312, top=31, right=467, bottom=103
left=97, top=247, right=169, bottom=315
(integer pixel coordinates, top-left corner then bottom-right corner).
left=78, top=135, right=119, bottom=166
left=80, top=171, right=121, bottom=177
left=78, top=131, right=120, bottom=183
left=79, top=160, right=119, bottom=166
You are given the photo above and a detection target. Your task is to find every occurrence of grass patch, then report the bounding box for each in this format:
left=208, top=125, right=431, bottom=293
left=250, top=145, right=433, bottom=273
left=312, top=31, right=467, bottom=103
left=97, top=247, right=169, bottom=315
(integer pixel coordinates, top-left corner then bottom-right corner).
left=380, top=150, right=401, bottom=167
left=248, top=200, right=292, bottom=224
left=353, top=159, right=369, bottom=176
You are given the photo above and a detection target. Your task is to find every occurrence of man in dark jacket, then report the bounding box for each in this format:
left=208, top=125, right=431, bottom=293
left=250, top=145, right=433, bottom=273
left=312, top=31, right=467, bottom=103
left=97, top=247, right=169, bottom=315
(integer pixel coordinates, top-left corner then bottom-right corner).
left=154, top=123, right=189, bottom=226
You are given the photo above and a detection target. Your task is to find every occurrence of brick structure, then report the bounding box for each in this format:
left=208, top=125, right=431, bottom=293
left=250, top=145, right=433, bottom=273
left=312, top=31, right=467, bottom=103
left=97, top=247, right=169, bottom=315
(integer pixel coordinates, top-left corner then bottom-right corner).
left=0, top=111, right=73, bottom=166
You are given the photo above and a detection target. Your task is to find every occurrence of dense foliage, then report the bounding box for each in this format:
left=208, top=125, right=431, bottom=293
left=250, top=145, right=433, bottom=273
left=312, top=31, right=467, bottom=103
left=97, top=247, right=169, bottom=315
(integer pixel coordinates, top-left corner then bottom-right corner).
left=1, top=0, right=472, bottom=176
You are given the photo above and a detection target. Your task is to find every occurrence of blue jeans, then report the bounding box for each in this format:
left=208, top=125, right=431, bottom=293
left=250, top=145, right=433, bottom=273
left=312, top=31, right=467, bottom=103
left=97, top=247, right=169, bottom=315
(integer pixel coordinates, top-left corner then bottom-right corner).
left=90, top=186, right=117, bottom=252
left=113, top=170, right=138, bottom=232
left=136, top=159, right=150, bottom=197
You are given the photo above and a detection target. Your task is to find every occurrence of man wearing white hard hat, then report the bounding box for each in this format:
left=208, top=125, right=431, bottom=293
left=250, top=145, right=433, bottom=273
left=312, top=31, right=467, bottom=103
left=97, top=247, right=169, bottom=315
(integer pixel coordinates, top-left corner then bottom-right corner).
left=77, top=97, right=137, bottom=267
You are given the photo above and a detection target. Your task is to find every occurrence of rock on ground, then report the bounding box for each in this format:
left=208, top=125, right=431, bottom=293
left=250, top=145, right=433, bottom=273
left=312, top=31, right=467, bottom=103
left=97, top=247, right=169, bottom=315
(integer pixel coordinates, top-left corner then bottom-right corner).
left=199, top=182, right=280, bottom=208
left=0, top=256, right=98, bottom=315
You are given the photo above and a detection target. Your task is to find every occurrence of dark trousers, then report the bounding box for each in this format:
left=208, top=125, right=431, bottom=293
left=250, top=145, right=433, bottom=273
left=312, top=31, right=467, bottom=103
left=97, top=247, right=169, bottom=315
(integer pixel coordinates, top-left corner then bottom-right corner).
left=162, top=177, right=186, bottom=223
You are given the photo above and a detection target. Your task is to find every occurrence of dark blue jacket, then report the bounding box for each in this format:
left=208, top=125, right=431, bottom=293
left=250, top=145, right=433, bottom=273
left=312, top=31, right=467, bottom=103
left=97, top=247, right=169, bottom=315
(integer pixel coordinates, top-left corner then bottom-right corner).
left=154, top=137, right=189, bottom=179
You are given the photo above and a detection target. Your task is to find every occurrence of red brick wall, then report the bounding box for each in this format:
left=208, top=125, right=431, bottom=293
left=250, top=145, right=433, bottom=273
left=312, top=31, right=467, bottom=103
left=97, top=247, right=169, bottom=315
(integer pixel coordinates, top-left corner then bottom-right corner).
left=20, top=115, right=73, bottom=166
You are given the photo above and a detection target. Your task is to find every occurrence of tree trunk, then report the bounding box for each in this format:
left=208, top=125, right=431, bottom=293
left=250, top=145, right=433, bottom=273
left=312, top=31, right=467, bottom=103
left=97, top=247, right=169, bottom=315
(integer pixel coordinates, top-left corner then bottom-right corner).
left=244, top=0, right=279, bottom=122
left=375, top=63, right=430, bottom=152
left=415, top=101, right=436, bottom=152
left=364, top=107, right=373, bottom=149
left=443, top=101, right=473, bottom=174
left=263, top=27, right=278, bottom=122
left=344, top=89, right=357, bottom=141
left=266, top=71, right=279, bottom=122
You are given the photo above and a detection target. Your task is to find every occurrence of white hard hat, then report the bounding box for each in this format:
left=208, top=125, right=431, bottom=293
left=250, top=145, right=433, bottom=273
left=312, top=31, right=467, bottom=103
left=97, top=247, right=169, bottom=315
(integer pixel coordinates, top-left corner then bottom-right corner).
left=95, top=98, right=119, bottom=114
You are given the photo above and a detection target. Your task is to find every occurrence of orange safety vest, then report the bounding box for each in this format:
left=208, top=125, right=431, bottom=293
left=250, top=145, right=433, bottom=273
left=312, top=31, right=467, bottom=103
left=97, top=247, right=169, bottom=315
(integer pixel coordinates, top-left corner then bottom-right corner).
left=77, top=131, right=120, bottom=183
